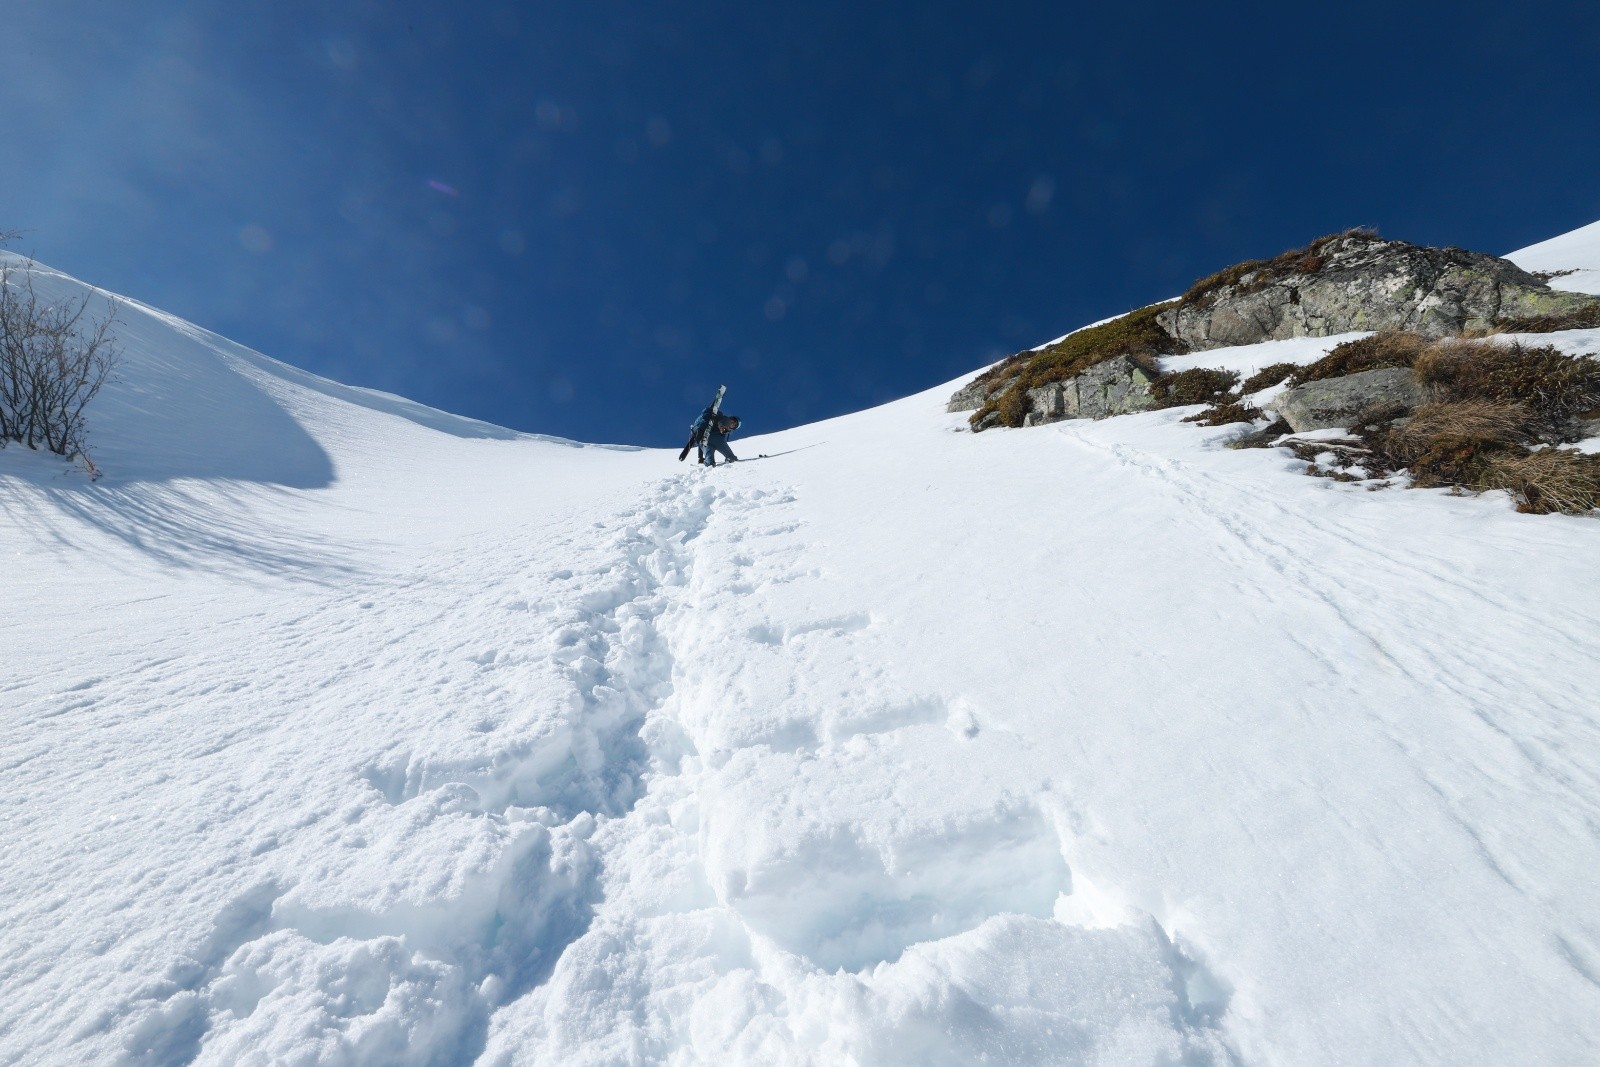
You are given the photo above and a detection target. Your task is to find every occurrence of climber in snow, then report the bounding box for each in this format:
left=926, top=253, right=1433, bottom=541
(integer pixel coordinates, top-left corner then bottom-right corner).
left=701, top=413, right=740, bottom=466
left=677, top=386, right=741, bottom=465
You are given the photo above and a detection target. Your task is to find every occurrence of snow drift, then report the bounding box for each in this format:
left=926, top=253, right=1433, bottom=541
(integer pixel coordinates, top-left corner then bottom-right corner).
left=3, top=224, right=1600, bottom=1066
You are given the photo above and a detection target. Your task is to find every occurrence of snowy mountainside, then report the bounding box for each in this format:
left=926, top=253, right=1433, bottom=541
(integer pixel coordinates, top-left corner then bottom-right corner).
left=3, top=227, right=1600, bottom=1066
left=1506, top=217, right=1600, bottom=295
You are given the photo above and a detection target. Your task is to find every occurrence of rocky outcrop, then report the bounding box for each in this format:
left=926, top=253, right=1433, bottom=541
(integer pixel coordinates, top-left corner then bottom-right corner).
left=952, top=229, right=1600, bottom=432
left=1273, top=368, right=1424, bottom=432
left=1159, top=233, right=1599, bottom=350
left=1019, top=356, right=1159, bottom=426
left=947, top=378, right=995, bottom=413
left=1076, top=355, right=1161, bottom=418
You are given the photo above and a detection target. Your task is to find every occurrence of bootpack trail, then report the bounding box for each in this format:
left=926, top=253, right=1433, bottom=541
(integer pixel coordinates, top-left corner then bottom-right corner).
left=4, top=240, right=1600, bottom=1065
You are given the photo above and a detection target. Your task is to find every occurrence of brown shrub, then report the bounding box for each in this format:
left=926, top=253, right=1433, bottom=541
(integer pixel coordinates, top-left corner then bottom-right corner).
left=972, top=351, right=1027, bottom=387
left=1180, top=228, right=1382, bottom=308
left=1414, top=340, right=1600, bottom=423
left=1288, top=331, right=1429, bottom=386
left=1184, top=400, right=1261, bottom=426
left=970, top=302, right=1182, bottom=429
left=1151, top=367, right=1239, bottom=409
left=995, top=384, right=1029, bottom=428
left=1239, top=363, right=1298, bottom=393
left=1405, top=435, right=1509, bottom=489
left=1484, top=449, right=1600, bottom=514
left=1019, top=303, right=1180, bottom=387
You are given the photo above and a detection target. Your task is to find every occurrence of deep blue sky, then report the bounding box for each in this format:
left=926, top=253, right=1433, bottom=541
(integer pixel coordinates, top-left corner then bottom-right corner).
left=4, top=2, right=1598, bottom=444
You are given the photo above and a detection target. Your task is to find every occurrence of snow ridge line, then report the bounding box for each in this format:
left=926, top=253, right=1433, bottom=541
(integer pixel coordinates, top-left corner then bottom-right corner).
left=113, top=478, right=722, bottom=1067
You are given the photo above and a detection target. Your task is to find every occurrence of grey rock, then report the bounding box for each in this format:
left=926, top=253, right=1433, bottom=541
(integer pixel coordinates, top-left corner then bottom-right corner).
left=1018, top=357, right=1160, bottom=428
left=947, top=378, right=996, bottom=413
left=1074, top=355, right=1159, bottom=419
left=1274, top=367, right=1424, bottom=432
left=1227, top=417, right=1293, bottom=449
left=1024, top=383, right=1067, bottom=424
left=970, top=355, right=1158, bottom=430
left=1158, top=234, right=1600, bottom=351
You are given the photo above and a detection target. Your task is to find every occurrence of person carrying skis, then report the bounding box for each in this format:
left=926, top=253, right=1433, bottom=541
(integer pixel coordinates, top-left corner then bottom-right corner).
left=686, top=406, right=715, bottom=463
left=702, top=414, right=740, bottom=466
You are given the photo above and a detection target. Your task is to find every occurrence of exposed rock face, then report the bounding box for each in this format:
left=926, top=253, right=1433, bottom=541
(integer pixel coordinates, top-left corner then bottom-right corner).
left=1021, top=383, right=1066, bottom=425
left=1076, top=356, right=1160, bottom=418
left=947, top=379, right=995, bottom=413
left=1158, top=234, right=1599, bottom=350
left=1227, top=417, right=1292, bottom=449
left=1274, top=368, right=1424, bottom=432
left=1019, top=356, right=1159, bottom=427
left=952, top=230, right=1600, bottom=431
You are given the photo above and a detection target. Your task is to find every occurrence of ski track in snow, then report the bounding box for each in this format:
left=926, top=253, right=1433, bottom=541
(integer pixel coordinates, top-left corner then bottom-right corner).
left=1054, top=426, right=1600, bottom=826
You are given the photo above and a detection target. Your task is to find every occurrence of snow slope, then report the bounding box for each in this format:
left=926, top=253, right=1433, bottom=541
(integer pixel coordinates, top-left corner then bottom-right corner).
left=3, top=228, right=1600, bottom=1066
left=1506, top=217, right=1600, bottom=295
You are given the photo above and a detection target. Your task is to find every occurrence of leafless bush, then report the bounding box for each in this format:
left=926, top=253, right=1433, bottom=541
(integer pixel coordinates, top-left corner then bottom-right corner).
left=0, top=250, right=121, bottom=467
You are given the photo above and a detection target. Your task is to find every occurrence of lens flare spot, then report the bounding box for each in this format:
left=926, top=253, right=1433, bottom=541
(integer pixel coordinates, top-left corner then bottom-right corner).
left=238, top=225, right=273, bottom=254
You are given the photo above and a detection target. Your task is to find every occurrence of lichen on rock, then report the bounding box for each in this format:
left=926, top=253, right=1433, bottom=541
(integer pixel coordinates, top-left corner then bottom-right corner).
left=1275, top=367, right=1425, bottom=433
left=1158, top=232, right=1600, bottom=349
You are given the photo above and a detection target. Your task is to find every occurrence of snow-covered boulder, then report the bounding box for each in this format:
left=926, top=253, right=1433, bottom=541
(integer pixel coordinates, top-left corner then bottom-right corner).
left=1158, top=231, right=1599, bottom=350
left=1273, top=366, right=1424, bottom=432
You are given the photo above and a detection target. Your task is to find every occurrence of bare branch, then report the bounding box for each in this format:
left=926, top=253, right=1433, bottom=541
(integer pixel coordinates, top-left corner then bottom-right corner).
left=0, top=245, right=121, bottom=469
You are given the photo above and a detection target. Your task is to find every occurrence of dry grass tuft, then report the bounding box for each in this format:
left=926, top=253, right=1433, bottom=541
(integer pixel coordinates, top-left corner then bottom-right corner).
left=1413, top=340, right=1600, bottom=424
left=1151, top=367, right=1238, bottom=409
left=1239, top=363, right=1299, bottom=393
left=1288, top=331, right=1429, bottom=386
left=1484, top=449, right=1600, bottom=514
left=1382, top=400, right=1530, bottom=463
left=1184, top=400, right=1261, bottom=426
left=995, top=384, right=1029, bottom=428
